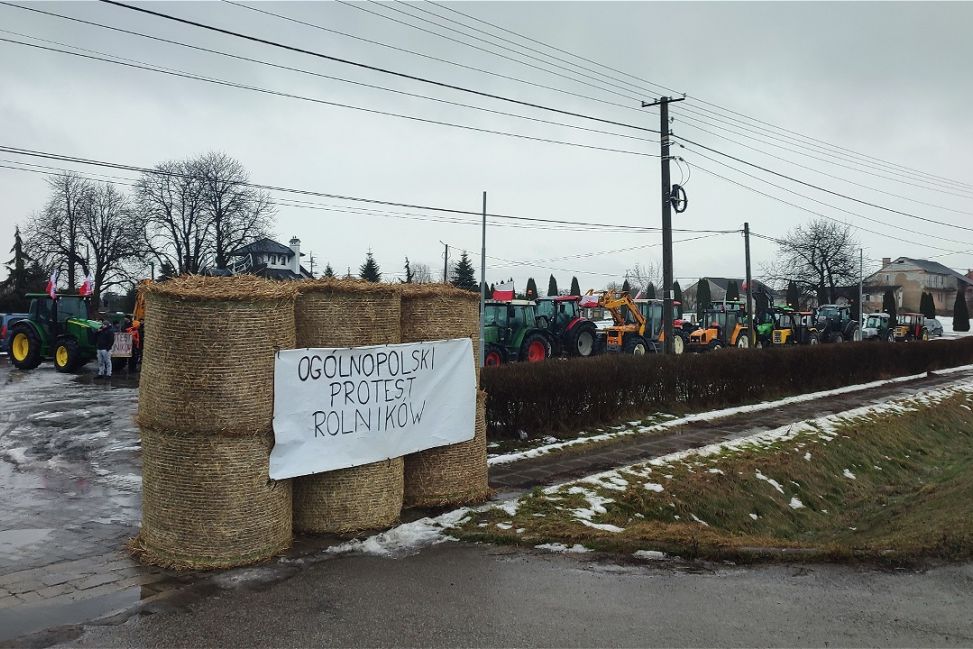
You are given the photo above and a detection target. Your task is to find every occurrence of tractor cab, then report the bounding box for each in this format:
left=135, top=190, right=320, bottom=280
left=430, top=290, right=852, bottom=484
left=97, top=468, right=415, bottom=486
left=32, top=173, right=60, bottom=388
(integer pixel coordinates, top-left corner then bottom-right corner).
left=816, top=304, right=861, bottom=343
left=482, top=300, right=552, bottom=366
left=634, top=299, right=687, bottom=354
left=894, top=313, right=928, bottom=342
left=862, top=313, right=894, bottom=342
left=772, top=309, right=820, bottom=346
left=9, top=294, right=100, bottom=372
left=687, top=301, right=749, bottom=351
left=534, top=296, right=598, bottom=357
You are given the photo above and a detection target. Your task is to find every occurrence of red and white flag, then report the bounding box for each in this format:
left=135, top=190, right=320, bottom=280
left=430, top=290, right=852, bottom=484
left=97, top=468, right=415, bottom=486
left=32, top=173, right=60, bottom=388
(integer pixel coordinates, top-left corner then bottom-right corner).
left=492, top=282, right=515, bottom=301
left=46, top=269, right=59, bottom=300
left=79, top=272, right=94, bottom=297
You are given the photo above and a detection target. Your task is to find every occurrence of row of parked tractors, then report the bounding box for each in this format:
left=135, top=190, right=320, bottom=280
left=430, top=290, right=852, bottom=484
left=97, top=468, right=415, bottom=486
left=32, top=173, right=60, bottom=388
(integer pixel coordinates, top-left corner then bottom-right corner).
left=482, top=290, right=933, bottom=366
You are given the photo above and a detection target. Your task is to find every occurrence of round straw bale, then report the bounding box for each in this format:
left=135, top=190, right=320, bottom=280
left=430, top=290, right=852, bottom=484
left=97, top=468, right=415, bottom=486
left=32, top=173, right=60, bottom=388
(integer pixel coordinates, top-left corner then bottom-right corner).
left=293, top=458, right=404, bottom=534
left=294, top=279, right=400, bottom=348
left=136, top=428, right=292, bottom=570
left=139, top=275, right=296, bottom=436
left=292, top=279, right=404, bottom=534
left=400, top=283, right=480, bottom=367
left=404, top=389, right=489, bottom=508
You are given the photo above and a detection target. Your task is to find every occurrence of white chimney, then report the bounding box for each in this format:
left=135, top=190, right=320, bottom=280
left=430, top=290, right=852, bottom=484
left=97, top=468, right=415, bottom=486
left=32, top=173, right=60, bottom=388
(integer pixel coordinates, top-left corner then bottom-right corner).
left=289, top=237, right=301, bottom=274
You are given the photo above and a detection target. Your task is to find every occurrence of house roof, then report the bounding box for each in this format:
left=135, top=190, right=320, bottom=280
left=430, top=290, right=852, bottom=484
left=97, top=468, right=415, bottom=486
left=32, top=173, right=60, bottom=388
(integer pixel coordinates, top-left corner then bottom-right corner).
left=890, top=257, right=973, bottom=286
left=689, top=278, right=778, bottom=296
left=230, top=238, right=295, bottom=257
left=250, top=263, right=306, bottom=281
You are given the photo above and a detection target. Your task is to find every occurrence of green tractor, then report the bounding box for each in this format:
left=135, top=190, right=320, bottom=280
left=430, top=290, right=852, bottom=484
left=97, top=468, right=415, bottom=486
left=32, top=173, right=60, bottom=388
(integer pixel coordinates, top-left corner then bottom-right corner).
left=7, top=293, right=102, bottom=372
left=482, top=300, right=553, bottom=366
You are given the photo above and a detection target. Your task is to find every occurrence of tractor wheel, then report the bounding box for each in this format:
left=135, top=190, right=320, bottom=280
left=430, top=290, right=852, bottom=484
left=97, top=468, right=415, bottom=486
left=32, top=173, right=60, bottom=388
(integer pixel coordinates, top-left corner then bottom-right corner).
left=735, top=334, right=750, bottom=349
left=569, top=325, right=597, bottom=358
left=708, top=340, right=723, bottom=351
left=623, top=335, right=648, bottom=356
left=808, top=334, right=820, bottom=345
left=852, top=328, right=862, bottom=342
left=830, top=332, right=844, bottom=343
left=519, top=333, right=551, bottom=363
left=9, top=325, right=42, bottom=370
left=484, top=344, right=505, bottom=367
left=886, top=331, right=895, bottom=343
left=921, top=330, right=929, bottom=341
left=53, top=338, right=83, bottom=373
left=672, top=334, right=686, bottom=355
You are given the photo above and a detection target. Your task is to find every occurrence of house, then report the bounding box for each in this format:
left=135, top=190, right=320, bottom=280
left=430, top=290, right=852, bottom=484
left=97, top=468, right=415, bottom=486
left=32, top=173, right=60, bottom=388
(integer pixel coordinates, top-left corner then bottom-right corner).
left=229, top=237, right=313, bottom=280
left=863, top=257, right=973, bottom=315
left=682, top=278, right=778, bottom=313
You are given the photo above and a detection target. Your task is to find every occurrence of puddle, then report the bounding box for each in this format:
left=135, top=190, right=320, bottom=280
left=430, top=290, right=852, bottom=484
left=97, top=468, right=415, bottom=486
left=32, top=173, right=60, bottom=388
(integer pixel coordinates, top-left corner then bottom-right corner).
left=0, top=528, right=54, bottom=553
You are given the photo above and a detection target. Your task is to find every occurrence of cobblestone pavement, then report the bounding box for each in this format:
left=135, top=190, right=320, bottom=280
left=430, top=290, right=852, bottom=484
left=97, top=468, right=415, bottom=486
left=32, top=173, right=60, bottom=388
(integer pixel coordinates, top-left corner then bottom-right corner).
left=3, top=356, right=973, bottom=643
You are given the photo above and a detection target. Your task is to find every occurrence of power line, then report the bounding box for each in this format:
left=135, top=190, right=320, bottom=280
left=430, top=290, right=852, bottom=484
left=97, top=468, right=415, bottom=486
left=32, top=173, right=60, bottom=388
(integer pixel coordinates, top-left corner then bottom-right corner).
left=220, top=0, right=650, bottom=118
left=422, top=0, right=973, bottom=192
left=96, top=0, right=660, bottom=135
left=688, top=160, right=968, bottom=255
left=0, top=5, right=661, bottom=145
left=0, top=37, right=658, bottom=159
left=678, top=136, right=973, bottom=235
left=0, top=144, right=735, bottom=234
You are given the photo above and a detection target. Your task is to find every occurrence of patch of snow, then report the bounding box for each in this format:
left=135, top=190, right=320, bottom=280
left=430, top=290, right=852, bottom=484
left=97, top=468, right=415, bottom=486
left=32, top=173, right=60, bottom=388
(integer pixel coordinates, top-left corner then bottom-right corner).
left=516, top=528, right=525, bottom=534
left=707, top=468, right=724, bottom=475
left=843, top=469, right=857, bottom=480
left=789, top=497, right=805, bottom=510
left=535, top=542, right=591, bottom=554
left=578, top=519, right=625, bottom=533
left=496, top=522, right=513, bottom=530
left=326, top=508, right=470, bottom=558
left=633, top=550, right=667, bottom=560
left=3, top=447, right=29, bottom=465
left=643, top=482, right=665, bottom=493
left=749, top=513, right=759, bottom=520
left=495, top=499, right=520, bottom=516
left=755, top=470, right=785, bottom=494
left=690, top=514, right=710, bottom=527
left=804, top=452, right=812, bottom=461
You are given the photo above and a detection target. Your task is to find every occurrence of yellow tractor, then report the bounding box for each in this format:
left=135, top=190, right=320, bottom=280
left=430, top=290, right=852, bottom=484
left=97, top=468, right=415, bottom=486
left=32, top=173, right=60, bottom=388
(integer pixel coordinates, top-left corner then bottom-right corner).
left=772, top=309, right=820, bottom=346
left=584, top=290, right=685, bottom=355
left=687, top=301, right=750, bottom=351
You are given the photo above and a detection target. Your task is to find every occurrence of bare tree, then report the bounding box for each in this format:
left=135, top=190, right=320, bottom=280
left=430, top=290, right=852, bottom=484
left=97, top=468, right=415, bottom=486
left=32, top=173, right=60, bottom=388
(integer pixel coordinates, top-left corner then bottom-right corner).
left=625, top=260, right=661, bottom=294
left=765, top=219, right=858, bottom=304
left=193, top=152, right=274, bottom=269
left=24, top=173, right=93, bottom=290
left=136, top=161, right=210, bottom=275
left=78, top=183, right=145, bottom=305
left=411, top=262, right=433, bottom=284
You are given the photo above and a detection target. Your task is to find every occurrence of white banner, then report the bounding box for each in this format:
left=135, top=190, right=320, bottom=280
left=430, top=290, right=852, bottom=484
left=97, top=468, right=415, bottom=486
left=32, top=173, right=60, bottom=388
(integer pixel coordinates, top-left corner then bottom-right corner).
left=270, top=338, right=476, bottom=480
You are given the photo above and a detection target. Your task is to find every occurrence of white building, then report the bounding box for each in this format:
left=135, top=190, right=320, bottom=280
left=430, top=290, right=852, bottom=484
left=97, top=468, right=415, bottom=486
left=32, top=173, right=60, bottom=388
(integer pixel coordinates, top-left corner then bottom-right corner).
left=229, top=237, right=313, bottom=280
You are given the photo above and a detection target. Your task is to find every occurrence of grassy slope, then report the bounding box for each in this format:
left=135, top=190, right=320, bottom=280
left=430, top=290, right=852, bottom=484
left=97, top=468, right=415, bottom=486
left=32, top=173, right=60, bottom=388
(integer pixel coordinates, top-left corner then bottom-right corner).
left=461, top=389, right=973, bottom=563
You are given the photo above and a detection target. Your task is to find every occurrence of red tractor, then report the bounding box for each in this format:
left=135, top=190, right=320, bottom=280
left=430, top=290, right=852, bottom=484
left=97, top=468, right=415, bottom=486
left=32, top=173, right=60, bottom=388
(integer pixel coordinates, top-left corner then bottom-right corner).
left=534, top=295, right=600, bottom=358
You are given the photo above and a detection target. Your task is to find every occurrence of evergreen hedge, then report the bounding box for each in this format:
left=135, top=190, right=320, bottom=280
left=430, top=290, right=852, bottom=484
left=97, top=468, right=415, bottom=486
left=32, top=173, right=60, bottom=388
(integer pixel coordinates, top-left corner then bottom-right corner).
left=480, top=339, right=973, bottom=438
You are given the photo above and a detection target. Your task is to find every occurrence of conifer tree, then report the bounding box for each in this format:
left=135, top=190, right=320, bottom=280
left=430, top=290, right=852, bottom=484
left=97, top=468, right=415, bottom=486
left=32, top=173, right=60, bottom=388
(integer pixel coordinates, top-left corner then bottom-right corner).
left=547, top=274, right=559, bottom=296
left=525, top=277, right=538, bottom=299
left=883, top=288, right=897, bottom=327
left=786, top=280, right=800, bottom=308
left=570, top=276, right=581, bottom=296
left=953, top=283, right=970, bottom=332
left=450, top=251, right=477, bottom=291
left=402, top=257, right=414, bottom=284
left=672, top=281, right=683, bottom=317
left=622, top=279, right=631, bottom=295
left=646, top=282, right=656, bottom=299
left=323, top=263, right=335, bottom=278
left=359, top=250, right=381, bottom=282
left=726, top=279, right=740, bottom=301
left=695, top=278, right=711, bottom=320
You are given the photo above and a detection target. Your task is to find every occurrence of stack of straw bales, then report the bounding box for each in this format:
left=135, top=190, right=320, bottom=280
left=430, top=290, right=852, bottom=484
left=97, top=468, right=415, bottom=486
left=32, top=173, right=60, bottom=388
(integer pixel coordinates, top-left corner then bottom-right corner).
left=291, top=279, right=405, bottom=533
left=400, top=284, right=489, bottom=507
left=135, top=276, right=295, bottom=569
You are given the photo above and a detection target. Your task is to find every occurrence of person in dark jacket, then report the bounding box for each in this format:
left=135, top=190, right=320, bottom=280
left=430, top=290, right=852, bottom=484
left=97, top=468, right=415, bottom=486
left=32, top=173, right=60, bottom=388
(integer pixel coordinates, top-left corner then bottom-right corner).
left=95, top=318, right=115, bottom=379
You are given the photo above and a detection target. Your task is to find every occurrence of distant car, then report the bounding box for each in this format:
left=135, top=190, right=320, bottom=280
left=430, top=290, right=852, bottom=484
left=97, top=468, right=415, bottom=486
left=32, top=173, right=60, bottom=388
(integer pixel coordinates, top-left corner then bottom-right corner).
left=926, top=318, right=944, bottom=337
left=0, top=313, right=29, bottom=354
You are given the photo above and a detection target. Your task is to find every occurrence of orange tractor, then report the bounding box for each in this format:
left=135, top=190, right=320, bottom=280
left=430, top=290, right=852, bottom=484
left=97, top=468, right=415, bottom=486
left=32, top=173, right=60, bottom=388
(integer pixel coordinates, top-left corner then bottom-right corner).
left=687, top=301, right=751, bottom=351
left=584, top=290, right=686, bottom=355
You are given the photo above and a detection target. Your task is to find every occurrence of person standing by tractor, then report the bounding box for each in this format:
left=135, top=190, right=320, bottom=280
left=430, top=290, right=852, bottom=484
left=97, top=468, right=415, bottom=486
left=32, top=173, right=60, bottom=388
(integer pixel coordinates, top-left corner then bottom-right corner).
left=95, top=318, right=115, bottom=379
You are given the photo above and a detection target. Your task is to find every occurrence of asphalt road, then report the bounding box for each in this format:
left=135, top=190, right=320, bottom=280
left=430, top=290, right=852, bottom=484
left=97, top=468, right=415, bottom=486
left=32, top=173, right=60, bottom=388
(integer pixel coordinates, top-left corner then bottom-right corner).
left=55, top=544, right=973, bottom=648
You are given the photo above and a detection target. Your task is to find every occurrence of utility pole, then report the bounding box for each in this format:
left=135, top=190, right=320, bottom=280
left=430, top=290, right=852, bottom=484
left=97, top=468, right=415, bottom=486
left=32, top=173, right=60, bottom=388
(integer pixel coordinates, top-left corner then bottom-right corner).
left=308, top=252, right=316, bottom=278
left=479, top=192, right=487, bottom=368
left=641, top=95, right=685, bottom=354
left=441, top=242, right=450, bottom=284
left=859, top=248, right=864, bottom=325
left=744, top=222, right=754, bottom=347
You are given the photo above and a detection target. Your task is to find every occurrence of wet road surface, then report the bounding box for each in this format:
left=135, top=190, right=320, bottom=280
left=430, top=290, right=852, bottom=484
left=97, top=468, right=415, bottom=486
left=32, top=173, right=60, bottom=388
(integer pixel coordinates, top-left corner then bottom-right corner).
left=55, top=544, right=973, bottom=648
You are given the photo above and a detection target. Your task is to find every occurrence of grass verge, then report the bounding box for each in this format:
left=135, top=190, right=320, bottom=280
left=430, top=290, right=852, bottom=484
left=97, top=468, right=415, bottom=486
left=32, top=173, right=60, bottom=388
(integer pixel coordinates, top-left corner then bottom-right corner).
left=461, top=385, right=973, bottom=564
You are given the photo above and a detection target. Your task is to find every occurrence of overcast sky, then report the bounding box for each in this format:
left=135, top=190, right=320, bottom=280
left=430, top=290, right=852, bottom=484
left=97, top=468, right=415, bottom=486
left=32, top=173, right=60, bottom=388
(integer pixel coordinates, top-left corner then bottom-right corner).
left=2, top=1, right=972, bottom=292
